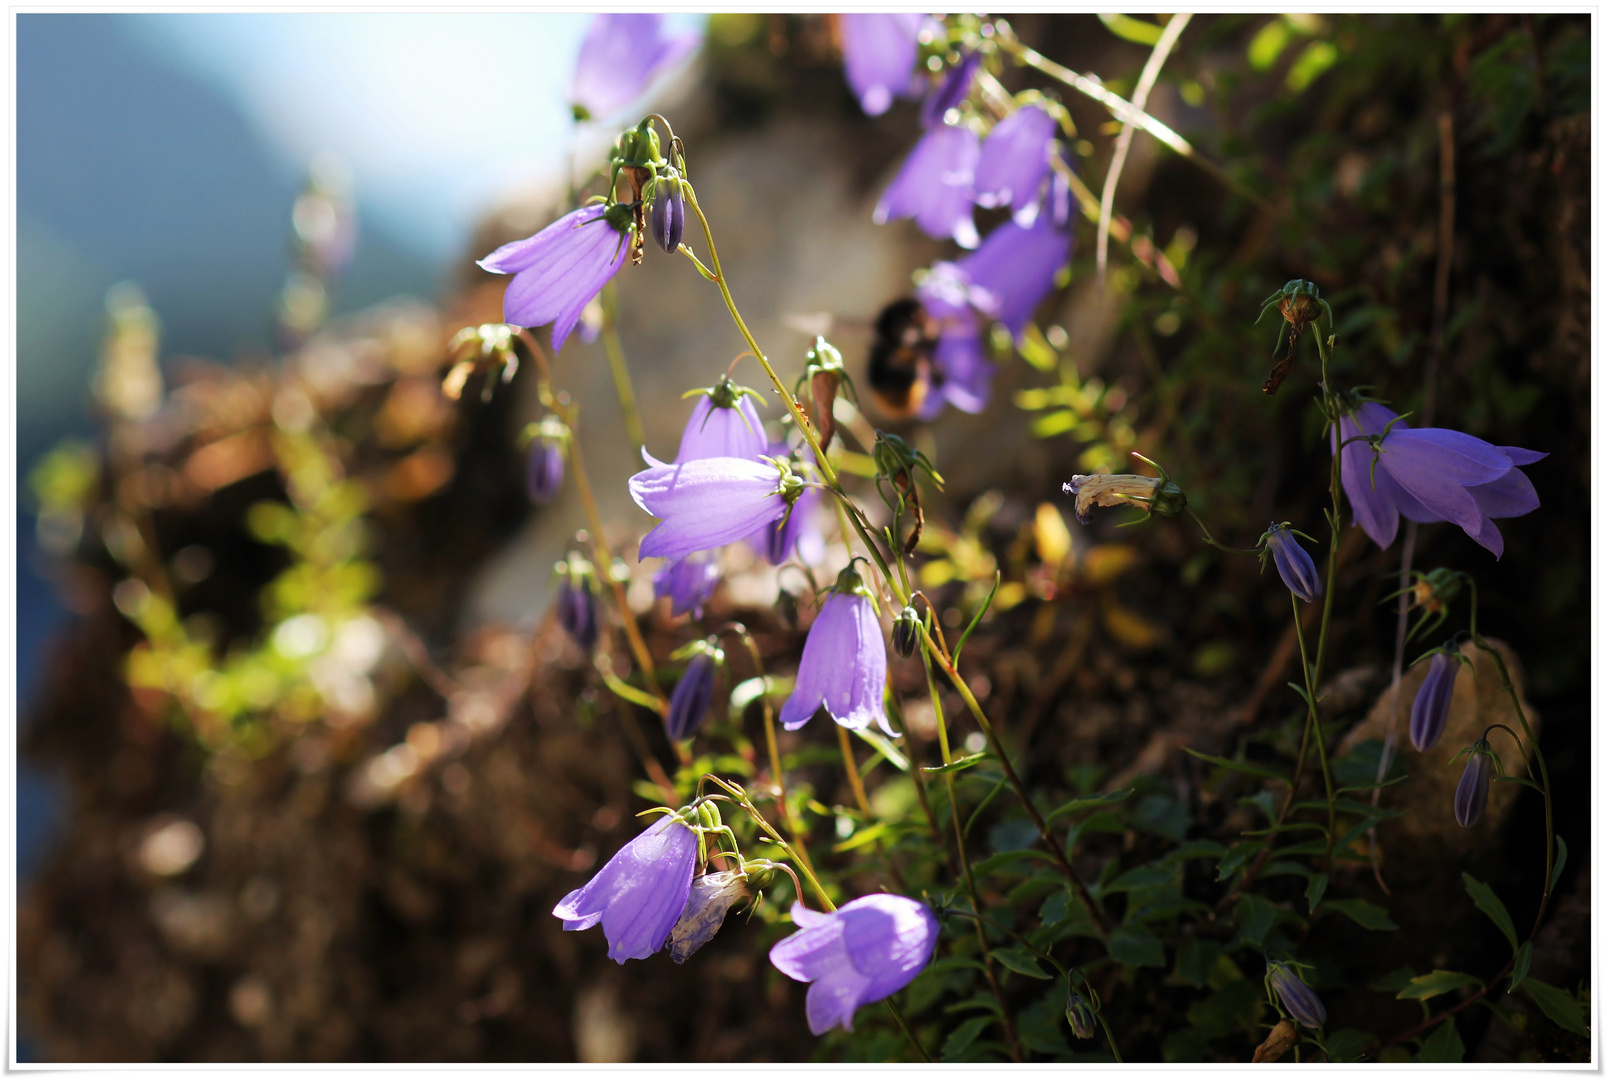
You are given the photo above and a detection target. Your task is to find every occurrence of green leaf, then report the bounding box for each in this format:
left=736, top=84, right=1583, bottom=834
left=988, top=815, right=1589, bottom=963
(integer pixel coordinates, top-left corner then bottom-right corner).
left=1417, top=1019, right=1465, bottom=1063
left=727, top=675, right=787, bottom=719
left=991, top=945, right=1052, bottom=980
left=952, top=571, right=999, bottom=663
left=1108, top=925, right=1166, bottom=968
left=1368, top=966, right=1417, bottom=994
left=1461, top=873, right=1518, bottom=953
left=1183, top=747, right=1289, bottom=785
left=941, top=1015, right=994, bottom=1061
left=1397, top=970, right=1482, bottom=1001
left=1508, top=941, right=1533, bottom=995
left=1550, top=835, right=1569, bottom=892
left=1234, top=893, right=1279, bottom=947
left=1045, top=788, right=1133, bottom=822
left=1216, top=840, right=1264, bottom=882
left=1322, top=1028, right=1374, bottom=1063
left=1523, top=979, right=1589, bottom=1037
left=1186, top=978, right=1264, bottom=1038
left=851, top=725, right=908, bottom=772
left=1335, top=774, right=1408, bottom=795
left=1319, top=899, right=1398, bottom=931
left=1174, top=937, right=1221, bottom=990
left=1107, top=863, right=1176, bottom=893
left=1164, top=839, right=1228, bottom=863
left=831, top=821, right=889, bottom=853
left=1305, top=873, right=1329, bottom=914
left=969, top=848, right=1055, bottom=878
left=922, top=751, right=992, bottom=775
left=1098, top=12, right=1164, bottom=46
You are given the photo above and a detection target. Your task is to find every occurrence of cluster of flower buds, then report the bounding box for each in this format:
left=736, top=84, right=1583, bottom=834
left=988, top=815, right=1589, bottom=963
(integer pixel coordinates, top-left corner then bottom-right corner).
left=873, top=430, right=945, bottom=555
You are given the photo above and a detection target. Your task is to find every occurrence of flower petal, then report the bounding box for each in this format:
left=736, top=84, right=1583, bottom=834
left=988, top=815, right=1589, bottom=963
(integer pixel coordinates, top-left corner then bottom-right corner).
left=840, top=13, right=923, bottom=116
left=675, top=395, right=768, bottom=463
left=630, top=457, right=788, bottom=561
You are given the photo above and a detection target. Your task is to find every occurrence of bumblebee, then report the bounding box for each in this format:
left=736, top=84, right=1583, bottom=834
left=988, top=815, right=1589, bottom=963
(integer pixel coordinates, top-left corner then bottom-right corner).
left=866, top=298, right=941, bottom=419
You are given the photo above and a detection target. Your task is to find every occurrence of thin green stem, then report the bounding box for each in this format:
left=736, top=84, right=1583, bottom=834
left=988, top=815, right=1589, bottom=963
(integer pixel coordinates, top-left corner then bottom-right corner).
left=1097, top=1012, right=1124, bottom=1064
left=1292, top=592, right=1337, bottom=868
left=598, top=282, right=646, bottom=448
left=919, top=623, right=1022, bottom=1061
left=1466, top=578, right=1555, bottom=933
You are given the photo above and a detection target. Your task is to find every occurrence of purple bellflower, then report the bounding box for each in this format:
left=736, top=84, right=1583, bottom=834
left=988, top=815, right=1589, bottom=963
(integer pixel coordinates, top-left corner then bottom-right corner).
left=630, top=453, right=802, bottom=562
left=920, top=50, right=982, bottom=129
left=478, top=204, right=633, bottom=353
left=1335, top=401, right=1545, bottom=558
left=1266, top=961, right=1326, bottom=1029
left=569, top=14, right=701, bottom=123
left=974, top=102, right=1059, bottom=226
left=675, top=380, right=767, bottom=464
left=1410, top=647, right=1461, bottom=752
left=555, top=556, right=600, bottom=651
left=874, top=123, right=982, bottom=249
left=552, top=814, right=699, bottom=963
left=665, top=644, right=719, bottom=741
left=779, top=564, right=892, bottom=736
left=654, top=552, right=721, bottom=617
left=526, top=434, right=565, bottom=505
left=1454, top=738, right=1493, bottom=828
left=912, top=260, right=999, bottom=418
left=1261, top=523, right=1323, bottom=603
left=839, top=13, right=925, bottom=116
left=768, top=894, right=940, bottom=1035
left=958, top=171, right=1074, bottom=340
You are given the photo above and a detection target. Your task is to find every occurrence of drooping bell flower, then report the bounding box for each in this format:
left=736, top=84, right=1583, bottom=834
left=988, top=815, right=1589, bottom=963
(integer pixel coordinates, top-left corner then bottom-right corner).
left=769, top=894, right=940, bottom=1035
left=478, top=204, right=634, bottom=353
left=974, top=102, right=1059, bottom=226
left=569, top=14, right=701, bottom=123
left=919, top=50, right=982, bottom=129
left=958, top=174, right=1074, bottom=340
left=665, top=641, right=721, bottom=741
left=1334, top=401, right=1544, bottom=558
left=669, top=869, right=752, bottom=964
left=675, top=378, right=767, bottom=464
left=654, top=552, right=721, bottom=618
left=554, top=553, right=601, bottom=651
left=1454, top=738, right=1494, bottom=828
left=874, top=122, right=981, bottom=249
left=523, top=415, right=570, bottom=504
left=1265, top=961, right=1326, bottom=1029
left=839, top=13, right=925, bottom=116
left=779, top=563, right=892, bottom=736
left=753, top=481, right=825, bottom=567
left=631, top=453, right=803, bottom=562
left=1260, top=522, right=1323, bottom=603
left=1410, top=647, right=1461, bottom=752
left=552, top=813, right=699, bottom=962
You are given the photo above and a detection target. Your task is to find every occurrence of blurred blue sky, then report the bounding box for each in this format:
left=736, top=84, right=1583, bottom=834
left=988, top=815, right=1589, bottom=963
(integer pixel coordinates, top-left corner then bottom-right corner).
left=14, top=12, right=704, bottom=990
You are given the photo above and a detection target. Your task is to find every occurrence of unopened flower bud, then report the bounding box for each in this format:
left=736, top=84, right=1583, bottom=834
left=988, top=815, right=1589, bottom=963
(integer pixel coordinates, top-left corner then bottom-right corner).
left=1260, top=522, right=1322, bottom=603
left=1065, top=988, right=1097, bottom=1039
left=666, top=645, right=721, bottom=741
left=524, top=415, right=569, bottom=504
left=801, top=337, right=847, bottom=448
left=776, top=586, right=800, bottom=630
left=670, top=870, right=751, bottom=963
left=891, top=605, right=921, bottom=659
left=1266, top=961, right=1326, bottom=1029
left=650, top=169, right=686, bottom=253
left=554, top=555, right=600, bottom=651
left=1410, top=648, right=1460, bottom=752
left=1454, top=738, right=1493, bottom=828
